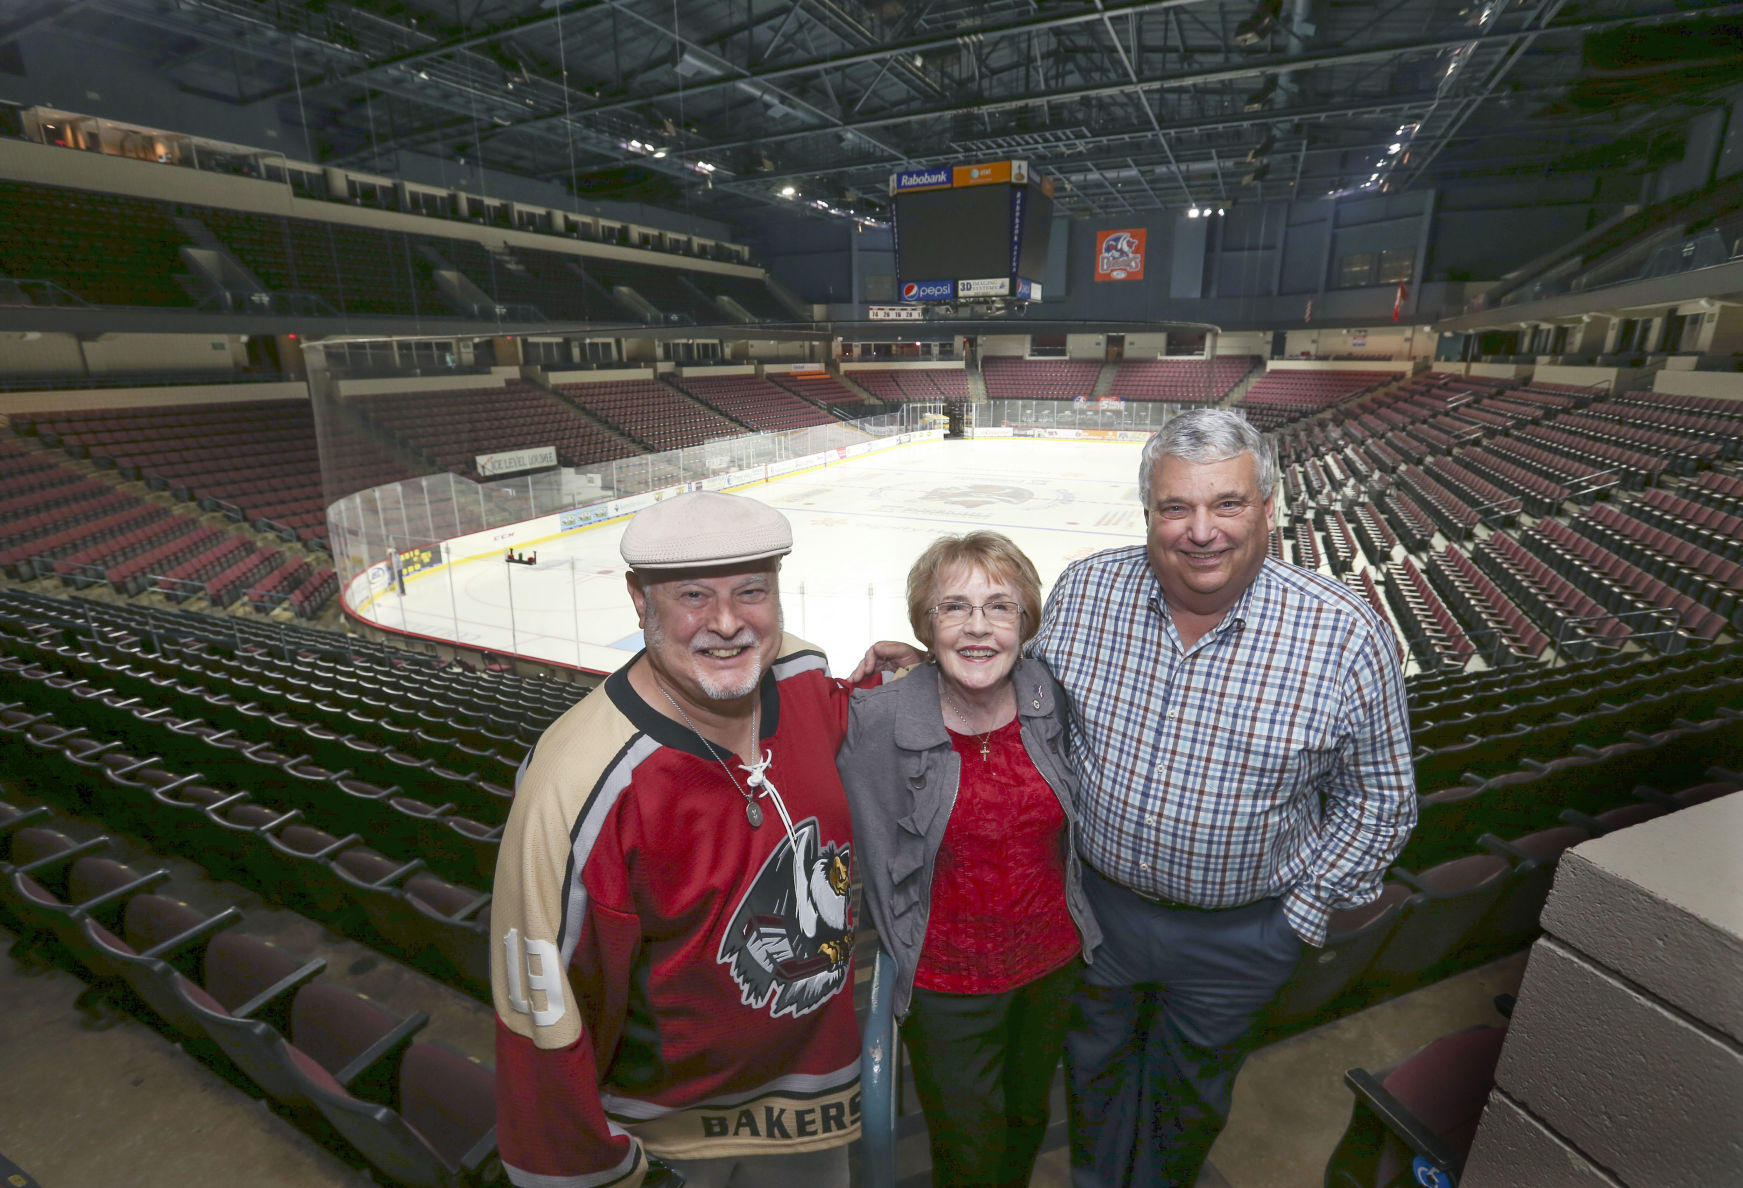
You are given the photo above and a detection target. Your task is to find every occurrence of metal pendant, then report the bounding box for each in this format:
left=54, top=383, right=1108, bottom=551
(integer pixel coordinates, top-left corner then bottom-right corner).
left=745, top=799, right=764, bottom=828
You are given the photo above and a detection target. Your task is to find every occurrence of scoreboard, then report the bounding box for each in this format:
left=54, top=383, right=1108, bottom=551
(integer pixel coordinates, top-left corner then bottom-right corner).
left=891, top=160, right=1053, bottom=304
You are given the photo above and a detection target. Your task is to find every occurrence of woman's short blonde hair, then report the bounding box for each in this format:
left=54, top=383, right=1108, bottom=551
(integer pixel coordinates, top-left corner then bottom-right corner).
left=905, top=531, right=1044, bottom=650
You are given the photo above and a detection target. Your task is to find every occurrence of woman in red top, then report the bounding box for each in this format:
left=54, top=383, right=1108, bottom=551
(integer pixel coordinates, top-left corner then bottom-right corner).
left=838, top=532, right=1101, bottom=1187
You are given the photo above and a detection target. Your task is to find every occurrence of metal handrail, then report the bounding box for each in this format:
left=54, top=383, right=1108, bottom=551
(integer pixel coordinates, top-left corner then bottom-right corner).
left=859, top=948, right=900, bottom=1188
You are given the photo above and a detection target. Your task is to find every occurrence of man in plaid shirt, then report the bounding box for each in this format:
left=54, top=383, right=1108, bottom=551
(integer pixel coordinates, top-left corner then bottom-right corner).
left=1031, top=408, right=1416, bottom=1187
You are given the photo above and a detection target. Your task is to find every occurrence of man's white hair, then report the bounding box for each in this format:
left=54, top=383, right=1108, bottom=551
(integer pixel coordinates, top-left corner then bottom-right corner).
left=1138, top=408, right=1278, bottom=504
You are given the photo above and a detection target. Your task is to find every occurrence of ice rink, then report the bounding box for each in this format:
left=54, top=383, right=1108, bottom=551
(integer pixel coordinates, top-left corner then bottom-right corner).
left=356, top=436, right=1149, bottom=676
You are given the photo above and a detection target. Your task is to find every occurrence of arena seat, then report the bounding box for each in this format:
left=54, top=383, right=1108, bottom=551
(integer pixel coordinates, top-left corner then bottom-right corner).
left=1473, top=824, right=1591, bottom=954
left=200, top=979, right=429, bottom=1119
left=301, top=1038, right=500, bottom=1188
left=1560, top=801, right=1671, bottom=835
left=1369, top=855, right=1512, bottom=985
left=1266, top=883, right=1412, bottom=1027
left=3, top=829, right=167, bottom=978
left=1324, top=1024, right=1508, bottom=1188
left=84, top=892, right=258, bottom=1039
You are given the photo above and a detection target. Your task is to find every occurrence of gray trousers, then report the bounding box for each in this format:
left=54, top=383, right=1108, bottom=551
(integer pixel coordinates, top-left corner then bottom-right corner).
left=1066, top=867, right=1304, bottom=1188
left=661, top=1143, right=849, bottom=1188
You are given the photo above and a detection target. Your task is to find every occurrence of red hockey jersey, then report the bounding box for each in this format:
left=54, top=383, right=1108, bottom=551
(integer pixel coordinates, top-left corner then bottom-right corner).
left=493, top=637, right=861, bottom=1188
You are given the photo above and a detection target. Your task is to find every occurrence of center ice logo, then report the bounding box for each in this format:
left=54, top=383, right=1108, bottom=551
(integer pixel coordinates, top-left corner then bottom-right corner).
left=929, top=483, right=1032, bottom=508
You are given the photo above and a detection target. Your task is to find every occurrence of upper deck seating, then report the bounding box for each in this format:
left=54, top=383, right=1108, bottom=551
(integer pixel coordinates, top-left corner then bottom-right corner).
left=0, top=180, right=195, bottom=307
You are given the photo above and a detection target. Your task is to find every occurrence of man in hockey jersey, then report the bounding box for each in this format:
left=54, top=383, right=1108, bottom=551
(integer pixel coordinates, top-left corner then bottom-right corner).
left=493, top=491, right=863, bottom=1188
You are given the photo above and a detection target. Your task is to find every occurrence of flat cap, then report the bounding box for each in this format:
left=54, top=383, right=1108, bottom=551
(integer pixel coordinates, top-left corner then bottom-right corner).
left=620, top=491, right=793, bottom=571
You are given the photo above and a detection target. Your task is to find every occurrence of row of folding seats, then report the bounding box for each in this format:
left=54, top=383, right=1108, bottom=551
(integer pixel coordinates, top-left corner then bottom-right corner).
left=670, top=375, right=833, bottom=431
left=981, top=358, right=1101, bottom=401
left=1344, top=570, right=1406, bottom=664
left=1405, top=708, right=1742, bottom=867
left=1577, top=502, right=1741, bottom=624
left=1614, top=390, right=1743, bottom=427
left=1317, top=509, right=1360, bottom=574
left=844, top=369, right=969, bottom=401
left=1410, top=671, right=1740, bottom=795
left=1555, top=410, right=1724, bottom=473
left=769, top=373, right=862, bottom=406
left=1409, top=647, right=1739, bottom=751
left=1339, top=443, right=1378, bottom=486
left=1472, top=530, right=1626, bottom=660
left=1483, top=433, right=1608, bottom=499
left=0, top=180, right=196, bottom=308
left=1347, top=503, right=1399, bottom=568
left=1528, top=518, right=1728, bottom=641
left=1385, top=557, right=1477, bottom=668
left=1455, top=445, right=1570, bottom=515
left=1, top=680, right=494, bottom=996
left=1470, top=395, right=1548, bottom=427
left=0, top=794, right=498, bottom=1187
left=1236, top=371, right=1389, bottom=429
left=1267, top=756, right=1737, bottom=1039
left=1423, top=457, right=1522, bottom=525
left=32, top=633, right=516, bottom=826
left=1108, top=356, right=1256, bottom=401
left=555, top=379, right=740, bottom=451
left=1515, top=423, right=1665, bottom=488
left=1378, top=488, right=1438, bottom=553
left=248, top=556, right=314, bottom=612
left=1405, top=638, right=1725, bottom=719
left=1424, top=546, right=1549, bottom=667
left=1372, top=427, right=1430, bottom=467
left=1394, top=466, right=1480, bottom=536
left=0, top=588, right=583, bottom=739
left=287, top=566, right=338, bottom=619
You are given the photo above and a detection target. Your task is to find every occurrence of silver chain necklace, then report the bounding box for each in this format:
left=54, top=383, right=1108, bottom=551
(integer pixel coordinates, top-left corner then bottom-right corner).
left=940, top=687, right=998, bottom=762
left=654, top=679, right=764, bottom=827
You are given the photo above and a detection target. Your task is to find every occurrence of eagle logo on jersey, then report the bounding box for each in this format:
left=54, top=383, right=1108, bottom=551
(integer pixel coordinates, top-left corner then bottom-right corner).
left=718, top=818, right=853, bottom=1019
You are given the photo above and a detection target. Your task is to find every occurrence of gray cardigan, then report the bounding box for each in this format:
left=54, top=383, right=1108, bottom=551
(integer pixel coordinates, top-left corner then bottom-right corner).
left=838, top=657, right=1101, bottom=1020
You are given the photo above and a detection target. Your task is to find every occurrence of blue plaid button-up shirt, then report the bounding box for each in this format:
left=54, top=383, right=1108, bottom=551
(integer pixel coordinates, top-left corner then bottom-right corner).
left=1031, top=547, right=1416, bottom=946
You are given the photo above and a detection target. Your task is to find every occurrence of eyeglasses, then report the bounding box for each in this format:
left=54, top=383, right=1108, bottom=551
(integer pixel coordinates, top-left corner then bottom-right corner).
left=927, top=599, right=1023, bottom=627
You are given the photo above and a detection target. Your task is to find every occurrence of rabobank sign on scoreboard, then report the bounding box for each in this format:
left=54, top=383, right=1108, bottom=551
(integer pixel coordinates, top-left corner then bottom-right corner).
left=900, top=280, right=954, bottom=302
left=892, top=167, right=952, bottom=193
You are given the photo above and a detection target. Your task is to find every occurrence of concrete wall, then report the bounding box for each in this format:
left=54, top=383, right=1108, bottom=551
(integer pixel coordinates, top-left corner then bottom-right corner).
left=1280, top=327, right=1431, bottom=359
left=0, top=330, right=250, bottom=375
left=1463, top=794, right=1743, bottom=1187
left=978, top=335, right=1032, bottom=357
left=0, top=380, right=305, bottom=417
left=1652, top=370, right=1743, bottom=400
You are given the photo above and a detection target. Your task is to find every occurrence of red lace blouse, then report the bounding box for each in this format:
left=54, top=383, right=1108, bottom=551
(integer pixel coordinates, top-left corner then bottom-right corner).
left=913, top=717, right=1082, bottom=995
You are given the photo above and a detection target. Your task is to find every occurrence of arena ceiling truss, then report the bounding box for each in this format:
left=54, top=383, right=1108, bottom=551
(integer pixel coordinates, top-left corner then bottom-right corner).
left=10, top=0, right=1741, bottom=221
